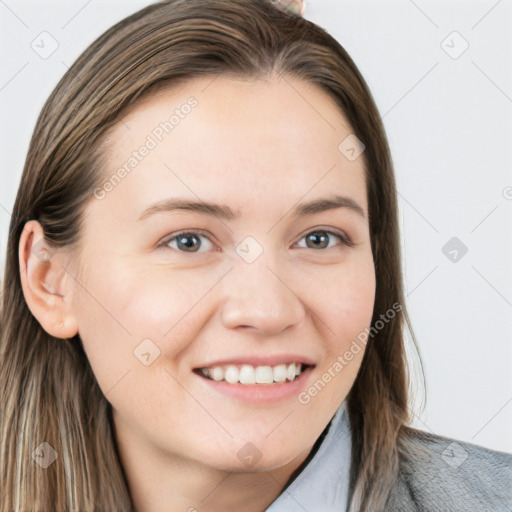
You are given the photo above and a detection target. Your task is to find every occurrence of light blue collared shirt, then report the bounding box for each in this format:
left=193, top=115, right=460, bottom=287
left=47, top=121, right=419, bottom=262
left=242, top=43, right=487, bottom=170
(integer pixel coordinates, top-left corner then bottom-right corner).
left=265, top=401, right=351, bottom=512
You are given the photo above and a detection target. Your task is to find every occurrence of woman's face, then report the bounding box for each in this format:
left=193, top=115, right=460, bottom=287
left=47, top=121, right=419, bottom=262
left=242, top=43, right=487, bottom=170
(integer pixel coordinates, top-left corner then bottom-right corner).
left=70, top=74, right=375, bottom=472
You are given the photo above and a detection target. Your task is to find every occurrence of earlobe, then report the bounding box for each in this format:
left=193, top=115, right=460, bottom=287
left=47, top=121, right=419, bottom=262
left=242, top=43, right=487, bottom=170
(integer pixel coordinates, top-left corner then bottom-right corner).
left=18, top=220, right=79, bottom=340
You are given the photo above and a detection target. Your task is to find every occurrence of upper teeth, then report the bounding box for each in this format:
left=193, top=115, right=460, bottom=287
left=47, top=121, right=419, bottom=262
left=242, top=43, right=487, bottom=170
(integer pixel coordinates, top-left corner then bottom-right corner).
left=200, top=363, right=304, bottom=384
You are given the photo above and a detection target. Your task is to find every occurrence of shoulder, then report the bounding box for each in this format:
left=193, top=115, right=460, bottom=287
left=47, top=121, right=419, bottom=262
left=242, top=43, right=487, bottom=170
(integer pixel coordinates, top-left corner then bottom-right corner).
left=385, top=426, right=512, bottom=512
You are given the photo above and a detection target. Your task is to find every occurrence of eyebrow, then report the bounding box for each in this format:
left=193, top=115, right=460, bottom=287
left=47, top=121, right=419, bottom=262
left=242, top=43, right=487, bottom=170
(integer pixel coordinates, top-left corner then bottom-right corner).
left=137, top=194, right=367, bottom=222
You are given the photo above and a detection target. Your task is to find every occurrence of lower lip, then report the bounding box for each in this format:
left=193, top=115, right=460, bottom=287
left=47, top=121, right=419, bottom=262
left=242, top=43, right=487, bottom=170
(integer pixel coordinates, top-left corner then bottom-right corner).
left=195, top=367, right=315, bottom=403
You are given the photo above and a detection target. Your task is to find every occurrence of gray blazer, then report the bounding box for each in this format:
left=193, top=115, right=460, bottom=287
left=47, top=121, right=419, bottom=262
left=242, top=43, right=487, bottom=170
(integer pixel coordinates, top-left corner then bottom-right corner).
left=266, top=401, right=512, bottom=511
left=384, top=427, right=512, bottom=511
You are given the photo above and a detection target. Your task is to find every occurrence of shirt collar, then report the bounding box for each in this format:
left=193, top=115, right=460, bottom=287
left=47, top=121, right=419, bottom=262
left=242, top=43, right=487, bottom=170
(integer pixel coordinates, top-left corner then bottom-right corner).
left=265, top=400, right=352, bottom=512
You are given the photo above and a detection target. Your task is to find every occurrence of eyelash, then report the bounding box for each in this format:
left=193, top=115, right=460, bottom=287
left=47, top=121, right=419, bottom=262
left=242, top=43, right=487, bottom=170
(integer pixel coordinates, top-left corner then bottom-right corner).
left=157, top=228, right=355, bottom=253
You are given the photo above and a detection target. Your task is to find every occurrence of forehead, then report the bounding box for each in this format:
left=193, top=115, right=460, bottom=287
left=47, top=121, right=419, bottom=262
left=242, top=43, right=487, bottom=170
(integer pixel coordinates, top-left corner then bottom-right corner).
left=93, top=74, right=368, bottom=222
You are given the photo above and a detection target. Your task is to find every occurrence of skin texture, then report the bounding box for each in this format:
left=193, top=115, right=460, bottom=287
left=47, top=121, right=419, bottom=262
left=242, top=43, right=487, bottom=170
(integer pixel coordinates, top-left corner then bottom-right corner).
left=19, top=74, right=376, bottom=512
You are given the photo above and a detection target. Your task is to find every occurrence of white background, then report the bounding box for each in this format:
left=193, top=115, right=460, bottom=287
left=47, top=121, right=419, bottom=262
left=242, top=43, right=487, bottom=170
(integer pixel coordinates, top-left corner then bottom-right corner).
left=1, top=0, right=511, bottom=453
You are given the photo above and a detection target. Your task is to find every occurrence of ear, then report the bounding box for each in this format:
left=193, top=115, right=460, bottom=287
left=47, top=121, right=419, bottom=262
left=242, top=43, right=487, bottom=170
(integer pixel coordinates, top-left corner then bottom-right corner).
left=18, top=220, right=79, bottom=339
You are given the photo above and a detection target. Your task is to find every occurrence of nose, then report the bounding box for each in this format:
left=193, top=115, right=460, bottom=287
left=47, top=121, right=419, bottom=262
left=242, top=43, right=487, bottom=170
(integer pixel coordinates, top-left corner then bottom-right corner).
left=220, top=253, right=306, bottom=336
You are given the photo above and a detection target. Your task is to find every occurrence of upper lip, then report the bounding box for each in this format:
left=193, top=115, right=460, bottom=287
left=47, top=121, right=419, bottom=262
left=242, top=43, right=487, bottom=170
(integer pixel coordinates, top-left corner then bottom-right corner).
left=195, top=354, right=316, bottom=369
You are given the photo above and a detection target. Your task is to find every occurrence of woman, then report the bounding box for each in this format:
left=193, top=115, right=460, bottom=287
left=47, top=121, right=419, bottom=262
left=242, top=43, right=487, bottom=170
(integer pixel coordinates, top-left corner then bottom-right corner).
left=1, top=0, right=510, bottom=511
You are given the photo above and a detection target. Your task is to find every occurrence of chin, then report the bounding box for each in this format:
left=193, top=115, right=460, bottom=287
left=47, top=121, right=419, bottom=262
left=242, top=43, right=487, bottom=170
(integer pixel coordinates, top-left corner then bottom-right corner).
left=193, top=440, right=302, bottom=474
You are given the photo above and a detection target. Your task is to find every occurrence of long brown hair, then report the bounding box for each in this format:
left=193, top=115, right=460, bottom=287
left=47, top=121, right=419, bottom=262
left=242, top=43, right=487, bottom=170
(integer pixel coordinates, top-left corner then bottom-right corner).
left=0, top=1, right=423, bottom=510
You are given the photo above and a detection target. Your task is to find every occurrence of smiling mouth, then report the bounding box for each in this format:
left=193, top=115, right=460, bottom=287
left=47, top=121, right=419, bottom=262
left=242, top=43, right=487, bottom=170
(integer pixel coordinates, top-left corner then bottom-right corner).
left=193, top=362, right=314, bottom=385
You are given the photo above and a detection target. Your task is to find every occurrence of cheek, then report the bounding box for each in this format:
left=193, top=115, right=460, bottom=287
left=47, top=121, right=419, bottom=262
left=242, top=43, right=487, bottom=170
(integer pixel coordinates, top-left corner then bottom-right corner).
left=72, top=261, right=223, bottom=386
left=307, top=255, right=376, bottom=348
left=333, top=269, right=376, bottom=342
left=294, top=256, right=375, bottom=415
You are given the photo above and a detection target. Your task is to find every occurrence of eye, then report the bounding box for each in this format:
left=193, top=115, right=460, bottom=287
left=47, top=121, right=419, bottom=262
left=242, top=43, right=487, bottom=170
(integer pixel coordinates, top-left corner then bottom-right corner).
left=294, top=229, right=354, bottom=250
left=157, top=228, right=354, bottom=254
left=158, top=230, right=215, bottom=253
